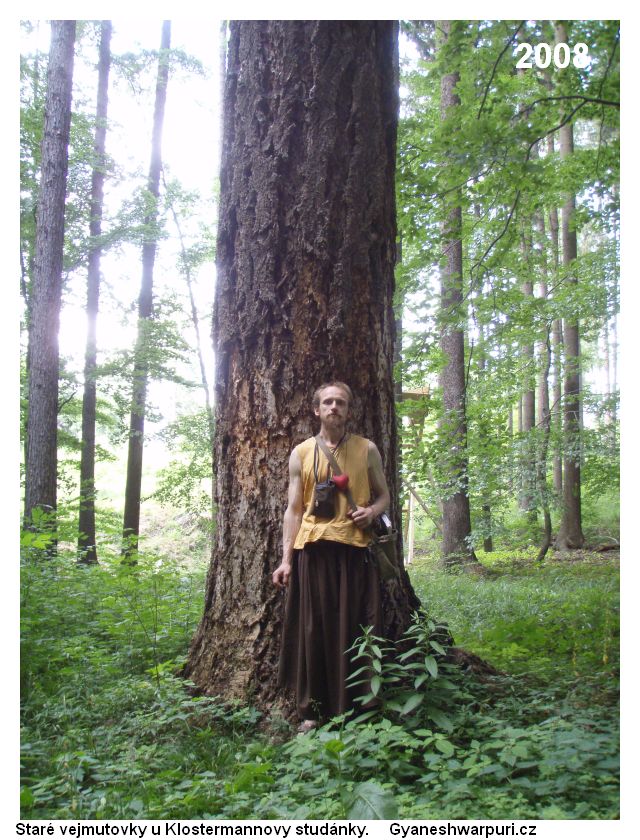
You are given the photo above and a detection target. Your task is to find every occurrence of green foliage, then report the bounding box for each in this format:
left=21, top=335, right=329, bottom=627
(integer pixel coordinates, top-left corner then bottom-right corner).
left=411, top=550, right=619, bottom=677
left=21, top=543, right=618, bottom=820
left=396, top=19, right=619, bottom=553
left=346, top=616, right=463, bottom=730
left=20, top=17, right=619, bottom=823
left=153, top=407, right=214, bottom=520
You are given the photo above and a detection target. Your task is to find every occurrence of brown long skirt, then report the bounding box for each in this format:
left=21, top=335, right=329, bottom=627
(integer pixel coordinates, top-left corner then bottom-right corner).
left=278, top=540, right=382, bottom=720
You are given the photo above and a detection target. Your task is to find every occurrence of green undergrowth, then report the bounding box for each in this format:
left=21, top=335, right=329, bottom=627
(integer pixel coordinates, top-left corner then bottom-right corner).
left=21, top=547, right=619, bottom=820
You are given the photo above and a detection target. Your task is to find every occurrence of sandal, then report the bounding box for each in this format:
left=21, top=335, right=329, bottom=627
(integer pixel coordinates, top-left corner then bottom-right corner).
left=297, top=719, right=318, bottom=734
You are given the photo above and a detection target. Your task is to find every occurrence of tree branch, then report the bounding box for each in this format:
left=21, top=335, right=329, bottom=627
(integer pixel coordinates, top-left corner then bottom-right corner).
left=522, top=94, right=619, bottom=111
left=477, top=21, right=526, bottom=119
left=597, top=29, right=620, bottom=100
left=57, top=390, right=78, bottom=413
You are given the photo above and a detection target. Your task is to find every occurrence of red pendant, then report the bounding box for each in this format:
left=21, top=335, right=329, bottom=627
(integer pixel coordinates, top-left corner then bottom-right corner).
left=333, top=473, right=349, bottom=491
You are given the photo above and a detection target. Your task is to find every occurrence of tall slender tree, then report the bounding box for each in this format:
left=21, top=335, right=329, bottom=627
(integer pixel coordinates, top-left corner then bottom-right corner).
left=516, top=32, right=536, bottom=519
left=436, top=20, right=479, bottom=568
left=78, top=21, right=112, bottom=564
left=122, top=20, right=171, bottom=557
left=24, top=20, right=76, bottom=533
left=184, top=20, right=419, bottom=709
left=555, top=20, right=585, bottom=550
left=547, top=165, right=564, bottom=496
left=519, top=220, right=536, bottom=517
left=534, top=207, right=553, bottom=558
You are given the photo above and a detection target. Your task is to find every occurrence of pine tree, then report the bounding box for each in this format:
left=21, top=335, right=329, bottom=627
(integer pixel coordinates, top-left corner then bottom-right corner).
left=78, top=21, right=112, bottom=564
left=122, top=21, right=171, bottom=558
left=184, top=21, right=419, bottom=708
left=554, top=20, right=585, bottom=550
left=24, top=20, right=76, bottom=537
left=436, top=20, right=479, bottom=568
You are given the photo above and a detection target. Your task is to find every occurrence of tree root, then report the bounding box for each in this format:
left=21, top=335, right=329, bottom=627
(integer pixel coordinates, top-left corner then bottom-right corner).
left=446, top=646, right=503, bottom=677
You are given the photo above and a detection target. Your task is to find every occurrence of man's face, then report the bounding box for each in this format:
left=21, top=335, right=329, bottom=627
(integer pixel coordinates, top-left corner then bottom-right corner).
left=314, top=386, right=350, bottom=426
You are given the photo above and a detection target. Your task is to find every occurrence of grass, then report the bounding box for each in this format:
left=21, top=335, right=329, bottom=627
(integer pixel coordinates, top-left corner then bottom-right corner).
left=411, top=546, right=619, bottom=676
left=20, top=530, right=619, bottom=820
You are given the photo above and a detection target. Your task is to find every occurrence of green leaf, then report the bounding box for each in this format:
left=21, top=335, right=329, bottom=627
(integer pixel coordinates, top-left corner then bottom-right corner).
left=430, top=640, right=447, bottom=655
left=371, top=675, right=382, bottom=696
left=345, top=781, right=399, bottom=820
left=427, top=707, right=453, bottom=732
left=401, top=692, right=424, bottom=715
left=20, top=787, right=35, bottom=808
left=435, top=738, right=455, bottom=757
left=324, top=739, right=346, bottom=756
left=424, top=655, right=438, bottom=678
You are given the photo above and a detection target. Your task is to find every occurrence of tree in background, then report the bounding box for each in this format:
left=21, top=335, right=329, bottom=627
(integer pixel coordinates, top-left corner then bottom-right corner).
left=436, top=21, right=479, bottom=568
left=77, top=21, right=112, bottom=564
left=396, top=19, right=618, bottom=556
left=184, top=20, right=420, bottom=708
left=19, top=19, right=618, bottom=570
left=24, top=20, right=76, bottom=535
left=122, top=21, right=171, bottom=559
left=554, top=20, right=585, bottom=550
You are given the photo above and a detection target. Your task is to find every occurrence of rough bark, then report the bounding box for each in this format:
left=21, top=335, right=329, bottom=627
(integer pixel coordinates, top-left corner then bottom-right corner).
left=554, top=21, right=585, bottom=550
left=78, top=21, right=112, bottom=564
left=437, top=20, right=479, bottom=569
left=122, top=21, right=171, bottom=556
left=183, top=21, right=419, bottom=710
left=24, top=21, right=76, bottom=529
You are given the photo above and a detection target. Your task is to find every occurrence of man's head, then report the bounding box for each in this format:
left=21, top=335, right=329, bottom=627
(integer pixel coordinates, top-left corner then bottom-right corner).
left=313, top=381, right=353, bottom=410
left=312, top=382, right=353, bottom=428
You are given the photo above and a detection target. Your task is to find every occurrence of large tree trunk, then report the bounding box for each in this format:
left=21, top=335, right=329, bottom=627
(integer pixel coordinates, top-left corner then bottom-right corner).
left=437, top=20, right=479, bottom=569
left=122, top=21, right=171, bottom=557
left=554, top=21, right=585, bottom=550
left=184, top=21, right=419, bottom=710
left=24, top=21, right=76, bottom=532
left=78, top=21, right=112, bottom=564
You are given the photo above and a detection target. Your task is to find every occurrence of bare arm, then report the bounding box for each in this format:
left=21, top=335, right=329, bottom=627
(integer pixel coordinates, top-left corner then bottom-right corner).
left=349, top=441, right=391, bottom=529
left=272, top=449, right=303, bottom=589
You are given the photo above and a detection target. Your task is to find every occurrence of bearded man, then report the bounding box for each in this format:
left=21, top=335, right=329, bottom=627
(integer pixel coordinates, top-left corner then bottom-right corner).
left=272, top=381, right=390, bottom=732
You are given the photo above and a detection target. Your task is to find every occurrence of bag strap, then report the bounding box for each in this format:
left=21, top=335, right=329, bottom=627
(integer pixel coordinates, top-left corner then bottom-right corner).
left=313, top=441, right=324, bottom=483
left=315, top=435, right=358, bottom=512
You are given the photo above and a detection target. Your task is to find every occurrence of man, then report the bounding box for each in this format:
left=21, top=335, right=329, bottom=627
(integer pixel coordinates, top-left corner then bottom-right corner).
left=272, top=381, right=391, bottom=732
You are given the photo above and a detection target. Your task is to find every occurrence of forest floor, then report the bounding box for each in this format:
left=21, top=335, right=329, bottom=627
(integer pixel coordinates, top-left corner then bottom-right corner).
left=20, top=538, right=619, bottom=820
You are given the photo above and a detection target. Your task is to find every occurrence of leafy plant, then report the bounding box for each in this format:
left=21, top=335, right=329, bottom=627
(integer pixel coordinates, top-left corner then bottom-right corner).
left=346, top=613, right=466, bottom=731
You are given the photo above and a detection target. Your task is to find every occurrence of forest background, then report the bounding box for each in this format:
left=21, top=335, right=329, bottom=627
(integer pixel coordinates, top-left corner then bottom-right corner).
left=17, top=14, right=623, bottom=825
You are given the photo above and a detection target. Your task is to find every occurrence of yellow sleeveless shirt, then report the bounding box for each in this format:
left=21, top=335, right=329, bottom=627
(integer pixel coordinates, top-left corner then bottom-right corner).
left=293, top=433, right=371, bottom=550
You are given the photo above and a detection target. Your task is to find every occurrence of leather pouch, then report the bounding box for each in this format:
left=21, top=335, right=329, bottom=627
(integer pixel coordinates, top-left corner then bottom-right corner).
left=313, top=479, right=336, bottom=518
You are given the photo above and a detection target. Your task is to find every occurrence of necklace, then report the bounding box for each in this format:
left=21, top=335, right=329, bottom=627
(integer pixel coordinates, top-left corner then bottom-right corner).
left=326, top=431, right=348, bottom=453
